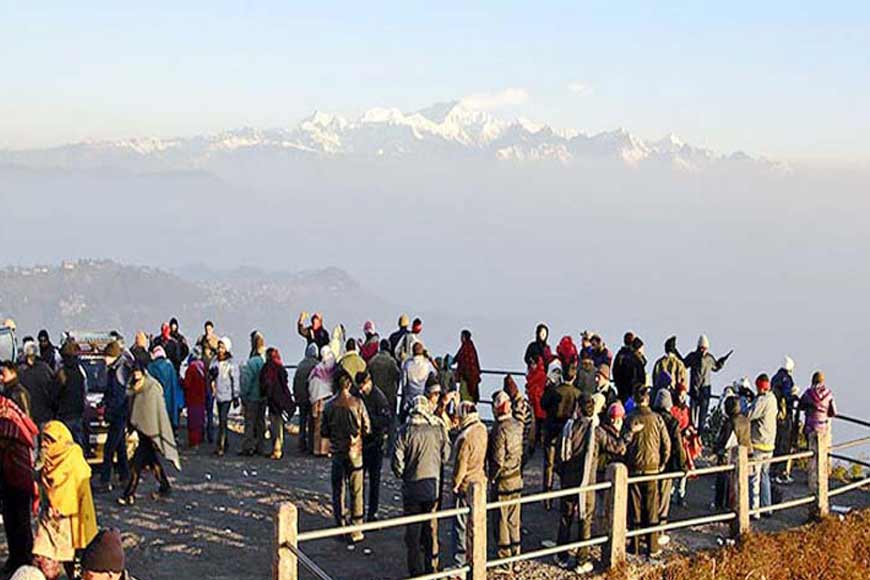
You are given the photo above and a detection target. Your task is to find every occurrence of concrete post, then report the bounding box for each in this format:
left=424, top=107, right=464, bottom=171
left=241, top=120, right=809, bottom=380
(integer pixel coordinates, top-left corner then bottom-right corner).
left=274, top=502, right=298, bottom=580
left=810, top=431, right=830, bottom=519
left=466, top=481, right=488, bottom=580
left=731, top=445, right=751, bottom=539
left=604, top=462, right=628, bottom=569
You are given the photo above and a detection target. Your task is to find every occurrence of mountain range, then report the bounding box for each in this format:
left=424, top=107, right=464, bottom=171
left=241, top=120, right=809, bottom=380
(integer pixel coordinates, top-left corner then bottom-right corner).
left=0, top=101, right=779, bottom=172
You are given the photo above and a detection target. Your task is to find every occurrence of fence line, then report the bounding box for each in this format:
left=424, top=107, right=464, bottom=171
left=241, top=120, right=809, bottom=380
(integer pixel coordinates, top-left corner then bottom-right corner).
left=297, top=506, right=469, bottom=542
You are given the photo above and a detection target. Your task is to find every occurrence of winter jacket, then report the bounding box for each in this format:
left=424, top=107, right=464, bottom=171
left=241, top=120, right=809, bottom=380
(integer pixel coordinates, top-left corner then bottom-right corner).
left=211, top=358, right=239, bottom=403
left=368, top=352, right=400, bottom=417
left=524, top=338, right=552, bottom=368
left=452, top=413, right=488, bottom=494
left=559, top=418, right=627, bottom=489
left=400, top=355, right=435, bottom=412
left=297, top=323, right=330, bottom=350
left=800, top=384, right=837, bottom=435
left=56, top=357, right=86, bottom=423
left=746, top=391, right=778, bottom=452
left=584, top=346, right=613, bottom=369
left=359, top=385, right=391, bottom=451
left=394, top=332, right=422, bottom=363
left=2, top=377, right=32, bottom=418
left=148, top=357, right=184, bottom=427
left=506, top=389, right=534, bottom=452
left=683, top=349, right=723, bottom=391
left=541, top=382, right=581, bottom=435
left=624, top=404, right=671, bottom=474
left=487, top=415, right=523, bottom=494
left=321, top=390, right=371, bottom=458
left=293, top=355, right=318, bottom=404
left=526, top=361, right=547, bottom=420
left=612, top=346, right=636, bottom=401
left=653, top=354, right=688, bottom=389
left=151, top=335, right=185, bottom=371
left=576, top=364, right=597, bottom=396
left=359, top=335, right=380, bottom=362
left=240, top=354, right=266, bottom=402
left=338, top=351, right=367, bottom=382
left=261, top=363, right=295, bottom=416
left=20, top=360, right=57, bottom=424
left=772, top=369, right=797, bottom=423
left=103, top=357, right=130, bottom=424
left=388, top=327, right=409, bottom=356
left=714, top=413, right=752, bottom=459
left=659, top=411, right=688, bottom=472
left=391, top=408, right=450, bottom=503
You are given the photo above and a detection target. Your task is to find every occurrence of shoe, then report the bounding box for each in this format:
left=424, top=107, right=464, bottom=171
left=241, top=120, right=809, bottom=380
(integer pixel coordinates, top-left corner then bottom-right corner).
left=553, top=555, right=570, bottom=569
left=350, top=531, right=365, bottom=543
left=271, top=451, right=282, bottom=460
left=761, top=512, right=773, bottom=519
left=573, top=561, right=594, bottom=574
left=659, top=534, right=671, bottom=546
left=367, top=514, right=379, bottom=522
left=117, top=496, right=135, bottom=506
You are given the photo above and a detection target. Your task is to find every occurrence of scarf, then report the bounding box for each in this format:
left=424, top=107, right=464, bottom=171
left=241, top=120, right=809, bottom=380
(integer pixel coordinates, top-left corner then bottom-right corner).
left=129, top=375, right=181, bottom=471
left=40, top=421, right=98, bottom=549
left=559, top=414, right=599, bottom=518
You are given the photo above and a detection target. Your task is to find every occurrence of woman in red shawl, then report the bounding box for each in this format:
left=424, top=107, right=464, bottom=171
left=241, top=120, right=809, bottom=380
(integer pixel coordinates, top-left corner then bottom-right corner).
left=183, top=351, right=208, bottom=447
left=261, top=347, right=295, bottom=460
left=0, top=394, right=39, bottom=572
left=556, top=335, right=579, bottom=370
left=455, top=329, right=481, bottom=403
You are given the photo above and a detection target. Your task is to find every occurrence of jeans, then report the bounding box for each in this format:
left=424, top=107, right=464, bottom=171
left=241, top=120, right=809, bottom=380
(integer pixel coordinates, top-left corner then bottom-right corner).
left=363, top=443, right=384, bottom=519
left=331, top=454, right=364, bottom=528
left=101, top=421, right=130, bottom=484
left=404, top=500, right=438, bottom=576
left=452, top=493, right=469, bottom=567
left=692, top=385, right=712, bottom=435
left=216, top=401, right=231, bottom=453
left=750, top=451, right=773, bottom=513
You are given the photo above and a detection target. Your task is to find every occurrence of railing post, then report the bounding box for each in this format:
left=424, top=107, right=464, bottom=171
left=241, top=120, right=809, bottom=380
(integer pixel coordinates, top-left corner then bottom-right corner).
left=604, top=462, right=627, bottom=569
left=810, top=431, right=830, bottom=519
left=730, top=445, right=751, bottom=539
left=466, top=481, right=487, bottom=580
left=274, top=502, right=298, bottom=580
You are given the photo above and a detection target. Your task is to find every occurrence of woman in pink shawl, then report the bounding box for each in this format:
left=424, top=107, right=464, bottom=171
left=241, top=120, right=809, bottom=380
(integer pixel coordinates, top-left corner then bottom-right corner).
left=308, top=346, right=336, bottom=456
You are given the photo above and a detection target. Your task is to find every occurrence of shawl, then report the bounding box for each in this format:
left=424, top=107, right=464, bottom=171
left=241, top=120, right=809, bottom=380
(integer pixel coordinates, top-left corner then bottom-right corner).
left=455, top=340, right=481, bottom=394
left=308, top=347, right=336, bottom=402
left=40, top=421, right=97, bottom=550
left=0, top=397, right=38, bottom=493
left=182, top=359, right=207, bottom=406
left=128, top=375, right=181, bottom=471
left=559, top=414, right=599, bottom=518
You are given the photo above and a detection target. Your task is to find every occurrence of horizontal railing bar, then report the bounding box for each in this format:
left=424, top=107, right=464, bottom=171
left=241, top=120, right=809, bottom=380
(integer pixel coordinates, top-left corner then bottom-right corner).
left=830, top=435, right=870, bottom=452
left=749, top=450, right=814, bottom=467
left=408, top=567, right=469, bottom=580
left=286, top=543, right=335, bottom=580
left=748, top=495, right=815, bottom=516
left=835, top=414, right=870, bottom=429
left=830, top=453, right=870, bottom=470
left=486, top=536, right=609, bottom=568
left=626, top=512, right=735, bottom=538
left=479, top=369, right=525, bottom=376
left=627, top=463, right=734, bottom=484
left=298, top=506, right=469, bottom=542
left=828, top=475, right=870, bottom=498
left=486, top=482, right=612, bottom=510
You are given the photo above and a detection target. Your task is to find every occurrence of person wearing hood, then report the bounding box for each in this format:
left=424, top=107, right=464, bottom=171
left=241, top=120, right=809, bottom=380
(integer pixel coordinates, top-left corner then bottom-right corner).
left=148, top=346, right=185, bottom=432
left=555, top=336, right=579, bottom=371
left=33, top=421, right=97, bottom=577
left=391, top=395, right=450, bottom=577
left=400, top=342, right=436, bottom=421
left=683, top=334, right=731, bottom=436
left=339, top=339, right=367, bottom=380
left=395, top=318, right=424, bottom=363
left=297, top=312, right=330, bottom=352
left=503, top=375, right=534, bottom=469
left=209, top=337, right=239, bottom=457
left=747, top=374, right=777, bottom=517
left=450, top=401, right=488, bottom=568
left=118, top=364, right=180, bottom=505
left=322, top=370, right=371, bottom=542
left=653, top=337, right=687, bottom=395
left=800, top=371, right=837, bottom=491
left=55, top=340, right=87, bottom=448
left=772, top=356, right=799, bottom=484
left=554, top=394, right=630, bottom=572
left=454, top=330, right=482, bottom=403
left=19, top=340, right=58, bottom=428
left=0, top=396, right=38, bottom=573
left=293, top=343, right=319, bottom=453
left=359, top=321, right=380, bottom=362
left=308, top=346, right=337, bottom=457
left=36, top=330, right=61, bottom=373
left=182, top=348, right=208, bottom=448
left=652, top=389, right=687, bottom=545
left=167, top=317, right=190, bottom=368
left=524, top=324, right=552, bottom=369
left=487, top=392, right=523, bottom=569
left=261, top=348, right=295, bottom=460
left=98, top=341, right=130, bottom=493
left=239, top=332, right=267, bottom=457
left=150, top=323, right=184, bottom=372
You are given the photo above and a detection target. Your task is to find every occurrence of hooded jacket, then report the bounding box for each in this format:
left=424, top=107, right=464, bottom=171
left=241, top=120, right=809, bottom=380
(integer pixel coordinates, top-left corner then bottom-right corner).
left=800, top=384, right=837, bottom=435
left=452, top=412, right=488, bottom=494
left=391, top=399, right=450, bottom=503
left=524, top=325, right=552, bottom=368
left=293, top=354, right=318, bottom=405
left=240, top=353, right=266, bottom=403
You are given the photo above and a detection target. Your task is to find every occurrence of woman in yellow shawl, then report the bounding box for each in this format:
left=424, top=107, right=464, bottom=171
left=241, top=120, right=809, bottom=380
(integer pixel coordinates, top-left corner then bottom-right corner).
left=33, top=421, right=98, bottom=576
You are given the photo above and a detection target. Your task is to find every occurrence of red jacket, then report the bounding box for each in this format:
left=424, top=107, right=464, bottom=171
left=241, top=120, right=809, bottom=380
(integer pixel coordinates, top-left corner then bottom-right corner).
left=526, top=361, right=547, bottom=420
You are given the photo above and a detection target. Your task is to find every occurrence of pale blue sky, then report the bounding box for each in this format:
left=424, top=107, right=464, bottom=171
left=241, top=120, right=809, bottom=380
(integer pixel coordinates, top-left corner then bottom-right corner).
left=2, top=1, right=868, bottom=163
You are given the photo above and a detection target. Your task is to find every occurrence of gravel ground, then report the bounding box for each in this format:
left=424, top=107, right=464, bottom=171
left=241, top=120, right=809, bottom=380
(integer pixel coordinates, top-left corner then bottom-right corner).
left=2, top=422, right=868, bottom=580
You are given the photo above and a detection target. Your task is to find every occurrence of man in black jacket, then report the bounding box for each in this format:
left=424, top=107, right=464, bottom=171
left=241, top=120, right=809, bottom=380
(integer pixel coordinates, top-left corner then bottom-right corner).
left=19, top=340, right=58, bottom=428
left=355, top=371, right=391, bottom=521
left=56, top=340, right=87, bottom=448
left=612, top=332, right=636, bottom=403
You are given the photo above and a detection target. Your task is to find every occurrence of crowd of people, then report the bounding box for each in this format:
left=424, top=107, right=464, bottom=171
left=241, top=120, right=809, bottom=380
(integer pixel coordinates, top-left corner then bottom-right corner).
left=0, top=315, right=840, bottom=578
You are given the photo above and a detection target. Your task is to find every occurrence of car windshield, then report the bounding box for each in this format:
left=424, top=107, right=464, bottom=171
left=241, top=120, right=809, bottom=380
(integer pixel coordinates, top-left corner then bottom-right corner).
left=81, top=357, right=108, bottom=394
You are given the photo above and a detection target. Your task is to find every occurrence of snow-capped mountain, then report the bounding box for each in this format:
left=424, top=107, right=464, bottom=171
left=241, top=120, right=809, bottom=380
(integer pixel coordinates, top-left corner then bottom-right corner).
left=0, top=101, right=776, bottom=172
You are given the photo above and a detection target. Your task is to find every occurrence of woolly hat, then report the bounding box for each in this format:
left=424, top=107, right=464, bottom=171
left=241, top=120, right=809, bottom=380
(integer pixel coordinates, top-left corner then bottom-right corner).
left=492, top=391, right=511, bottom=412
left=82, top=529, right=126, bottom=573
left=654, top=388, right=674, bottom=412
left=398, top=314, right=410, bottom=328
left=783, top=356, right=795, bottom=373
left=305, top=342, right=319, bottom=359
left=219, top=336, right=232, bottom=353
left=608, top=401, right=626, bottom=420
left=698, top=334, right=710, bottom=349
left=102, top=341, right=122, bottom=358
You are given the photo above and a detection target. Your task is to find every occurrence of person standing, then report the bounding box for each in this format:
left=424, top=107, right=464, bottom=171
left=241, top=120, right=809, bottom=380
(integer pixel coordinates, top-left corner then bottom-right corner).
left=359, top=321, right=380, bottom=362
left=210, top=337, right=239, bottom=457
left=624, top=385, right=670, bottom=558
left=198, top=321, right=220, bottom=443
left=181, top=349, right=208, bottom=448
left=239, top=333, right=268, bottom=457
left=541, top=360, right=580, bottom=507
left=355, top=371, right=391, bottom=521
left=388, top=315, right=411, bottom=356
left=293, top=343, right=319, bottom=453
left=450, top=401, right=488, bottom=568
left=611, top=332, right=637, bottom=403
left=19, top=341, right=58, bottom=429
left=575, top=352, right=597, bottom=395
left=261, top=348, right=295, bottom=460
left=772, top=356, right=798, bottom=484
left=98, top=341, right=130, bottom=492
left=454, top=330, right=482, bottom=403
left=800, top=371, right=837, bottom=492
left=321, top=370, right=371, bottom=542
left=713, top=395, right=751, bottom=510
left=368, top=339, right=400, bottom=452
left=151, top=323, right=184, bottom=372
left=308, top=346, right=337, bottom=456
left=746, top=374, right=777, bottom=518
left=130, top=332, right=151, bottom=369
left=391, top=395, right=450, bottom=577
left=487, top=392, right=524, bottom=569
left=400, top=342, right=436, bottom=421
left=652, top=389, right=686, bottom=544
left=167, top=318, right=190, bottom=371
left=297, top=312, right=330, bottom=351
left=55, top=340, right=87, bottom=448
left=147, top=346, right=184, bottom=432
left=524, top=323, right=552, bottom=368
left=503, top=375, right=534, bottom=469
left=118, top=364, right=180, bottom=505
left=33, top=421, right=98, bottom=577
left=339, top=339, right=367, bottom=379
left=1, top=361, right=32, bottom=417
left=652, top=336, right=687, bottom=398
left=394, top=318, right=424, bottom=363
left=0, top=396, right=38, bottom=573
left=683, top=335, right=731, bottom=436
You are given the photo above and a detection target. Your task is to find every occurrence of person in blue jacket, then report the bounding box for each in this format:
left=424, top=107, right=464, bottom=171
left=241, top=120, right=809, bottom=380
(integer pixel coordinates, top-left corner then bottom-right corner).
left=148, top=345, right=184, bottom=431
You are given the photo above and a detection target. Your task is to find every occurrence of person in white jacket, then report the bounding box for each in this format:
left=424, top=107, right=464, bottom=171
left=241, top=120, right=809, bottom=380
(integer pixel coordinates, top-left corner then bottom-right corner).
left=210, top=336, right=240, bottom=457
left=746, top=374, right=778, bottom=517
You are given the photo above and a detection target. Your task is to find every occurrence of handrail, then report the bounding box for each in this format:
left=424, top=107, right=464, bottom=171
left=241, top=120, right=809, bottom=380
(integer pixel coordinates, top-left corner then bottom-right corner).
left=626, top=463, right=734, bottom=485
left=408, top=568, right=469, bottom=580
left=830, top=453, right=870, bottom=470
left=834, top=414, right=870, bottom=429
left=485, top=536, right=609, bottom=568
left=297, top=506, right=470, bottom=542
left=625, top=512, right=736, bottom=538
left=828, top=475, right=870, bottom=498
left=486, top=481, right=611, bottom=510
left=748, top=450, right=814, bottom=467
left=830, top=435, right=870, bottom=452
left=748, top=495, right=815, bottom=516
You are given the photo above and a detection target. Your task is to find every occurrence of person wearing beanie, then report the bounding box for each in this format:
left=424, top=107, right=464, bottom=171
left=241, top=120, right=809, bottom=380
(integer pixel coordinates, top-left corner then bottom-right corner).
left=746, top=374, right=777, bottom=518
left=239, top=332, right=268, bottom=457
left=502, top=375, right=534, bottom=469
left=683, top=335, right=732, bottom=437
left=388, top=314, right=411, bottom=358
left=297, top=312, right=330, bottom=352
left=450, top=401, right=487, bottom=568
left=81, top=529, right=126, bottom=580
left=487, top=390, right=523, bottom=570
left=652, top=389, right=687, bottom=544
left=653, top=336, right=687, bottom=395
left=367, top=340, right=401, bottom=454
left=98, top=341, right=130, bottom=493
left=210, top=337, right=240, bottom=457
left=772, top=356, right=799, bottom=484
left=293, top=343, right=320, bottom=454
